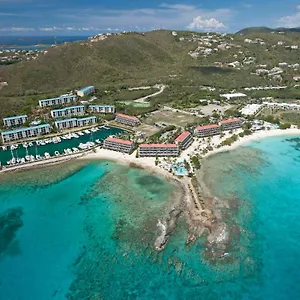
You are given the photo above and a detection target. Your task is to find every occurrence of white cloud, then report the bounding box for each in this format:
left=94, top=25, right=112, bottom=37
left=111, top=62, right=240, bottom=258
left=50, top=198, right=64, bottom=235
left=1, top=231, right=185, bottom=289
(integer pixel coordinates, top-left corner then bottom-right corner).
left=54, top=4, right=232, bottom=33
left=297, top=5, right=300, bottom=10
left=0, top=27, right=35, bottom=31
left=278, top=12, right=300, bottom=27
left=187, top=16, right=226, bottom=30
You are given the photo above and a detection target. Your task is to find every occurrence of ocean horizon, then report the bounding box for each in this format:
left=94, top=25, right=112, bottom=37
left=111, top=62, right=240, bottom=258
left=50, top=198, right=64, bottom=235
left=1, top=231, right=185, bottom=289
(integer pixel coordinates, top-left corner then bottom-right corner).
left=1, top=135, right=300, bottom=299
left=0, top=36, right=89, bottom=51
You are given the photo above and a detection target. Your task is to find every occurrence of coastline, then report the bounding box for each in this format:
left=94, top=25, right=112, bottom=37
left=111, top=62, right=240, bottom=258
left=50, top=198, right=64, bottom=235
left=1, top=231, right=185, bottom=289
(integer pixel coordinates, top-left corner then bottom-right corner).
left=204, top=128, right=300, bottom=158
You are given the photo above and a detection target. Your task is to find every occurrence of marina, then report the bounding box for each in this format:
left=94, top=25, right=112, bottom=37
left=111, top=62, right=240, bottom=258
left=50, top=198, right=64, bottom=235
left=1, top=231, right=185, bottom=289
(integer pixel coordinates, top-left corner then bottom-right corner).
left=0, top=126, right=123, bottom=167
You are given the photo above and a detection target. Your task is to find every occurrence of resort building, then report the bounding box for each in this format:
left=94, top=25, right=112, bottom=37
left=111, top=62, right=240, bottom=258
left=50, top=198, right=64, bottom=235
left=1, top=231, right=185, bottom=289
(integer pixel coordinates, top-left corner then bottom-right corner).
left=55, top=118, right=78, bottom=131
left=138, top=144, right=179, bottom=157
left=220, top=118, right=243, bottom=130
left=1, top=124, right=51, bottom=143
left=89, top=105, right=115, bottom=114
left=76, top=116, right=97, bottom=127
left=39, top=94, right=77, bottom=108
left=103, top=137, right=133, bottom=154
left=77, top=86, right=95, bottom=97
left=174, top=131, right=193, bottom=150
left=55, top=117, right=97, bottom=130
left=115, top=113, right=140, bottom=127
left=50, top=105, right=86, bottom=119
left=3, top=115, right=28, bottom=127
left=194, top=124, right=221, bottom=137
left=220, top=93, right=247, bottom=102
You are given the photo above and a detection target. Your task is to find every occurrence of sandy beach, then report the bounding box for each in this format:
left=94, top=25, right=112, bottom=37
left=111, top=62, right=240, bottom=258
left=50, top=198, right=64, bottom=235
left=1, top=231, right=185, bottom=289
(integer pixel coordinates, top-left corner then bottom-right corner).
left=204, top=128, right=300, bottom=158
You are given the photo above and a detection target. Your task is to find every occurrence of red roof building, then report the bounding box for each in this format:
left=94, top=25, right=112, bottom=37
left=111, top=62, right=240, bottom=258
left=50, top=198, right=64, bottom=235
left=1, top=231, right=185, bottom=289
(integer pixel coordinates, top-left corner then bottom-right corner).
left=194, top=124, right=221, bottom=137
left=138, top=144, right=179, bottom=157
left=115, top=113, right=140, bottom=126
left=220, top=118, right=243, bottom=130
left=103, top=137, right=133, bottom=153
left=174, top=131, right=193, bottom=149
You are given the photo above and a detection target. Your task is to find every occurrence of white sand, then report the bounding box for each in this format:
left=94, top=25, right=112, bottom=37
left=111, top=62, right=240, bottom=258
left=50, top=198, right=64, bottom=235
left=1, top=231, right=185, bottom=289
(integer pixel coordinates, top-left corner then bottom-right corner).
left=205, top=128, right=300, bottom=157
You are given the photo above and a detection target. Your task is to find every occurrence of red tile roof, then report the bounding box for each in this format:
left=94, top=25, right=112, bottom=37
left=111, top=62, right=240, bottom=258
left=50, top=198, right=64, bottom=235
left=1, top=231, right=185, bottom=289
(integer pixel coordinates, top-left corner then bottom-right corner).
left=139, top=144, right=178, bottom=148
left=105, top=137, right=133, bottom=145
left=220, top=118, right=241, bottom=124
left=175, top=131, right=191, bottom=143
left=116, top=113, right=139, bottom=122
left=195, top=124, right=219, bottom=131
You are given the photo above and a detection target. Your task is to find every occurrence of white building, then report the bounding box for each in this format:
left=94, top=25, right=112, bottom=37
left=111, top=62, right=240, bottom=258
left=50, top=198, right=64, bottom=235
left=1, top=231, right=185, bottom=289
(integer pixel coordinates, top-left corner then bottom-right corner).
left=1, top=124, right=51, bottom=143
left=39, top=94, right=77, bottom=107
left=77, top=86, right=95, bottom=97
left=50, top=106, right=86, bottom=119
left=3, top=115, right=28, bottom=127
left=89, top=105, right=115, bottom=114
left=76, top=116, right=97, bottom=127
left=220, top=93, right=247, bottom=101
left=241, top=104, right=263, bottom=116
left=55, top=117, right=97, bottom=130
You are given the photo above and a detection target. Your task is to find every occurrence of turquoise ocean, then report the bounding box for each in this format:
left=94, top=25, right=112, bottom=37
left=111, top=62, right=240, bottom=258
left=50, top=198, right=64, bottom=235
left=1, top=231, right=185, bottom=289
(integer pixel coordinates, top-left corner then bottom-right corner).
left=0, top=135, right=300, bottom=299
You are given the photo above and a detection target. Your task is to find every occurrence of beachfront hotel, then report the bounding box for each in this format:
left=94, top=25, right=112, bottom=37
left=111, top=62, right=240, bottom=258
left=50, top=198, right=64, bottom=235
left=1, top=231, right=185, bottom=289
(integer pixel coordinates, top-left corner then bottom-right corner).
left=50, top=106, right=86, bottom=119
left=115, top=113, right=140, bottom=127
left=138, top=144, right=179, bottom=157
left=77, top=86, right=95, bottom=97
left=39, top=95, right=77, bottom=108
left=1, top=124, right=51, bottom=143
left=3, top=115, right=28, bottom=127
left=89, top=105, right=116, bottom=114
left=55, top=117, right=97, bottom=130
left=174, top=131, right=193, bottom=150
left=103, top=137, right=133, bottom=154
left=194, top=124, right=221, bottom=137
left=220, top=118, right=243, bottom=130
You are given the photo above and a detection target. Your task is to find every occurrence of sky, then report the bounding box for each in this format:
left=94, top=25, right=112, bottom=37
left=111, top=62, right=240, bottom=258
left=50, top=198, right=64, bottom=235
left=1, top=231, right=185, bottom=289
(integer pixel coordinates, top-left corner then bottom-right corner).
left=1, top=0, right=300, bottom=35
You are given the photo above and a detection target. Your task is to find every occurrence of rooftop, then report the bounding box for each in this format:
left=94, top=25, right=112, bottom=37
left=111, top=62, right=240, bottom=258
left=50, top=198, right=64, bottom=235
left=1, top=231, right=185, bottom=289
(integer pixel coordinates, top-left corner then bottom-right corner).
left=1, top=124, right=51, bottom=135
left=105, top=137, right=133, bottom=145
left=196, top=124, right=219, bottom=130
left=78, top=86, right=95, bottom=92
left=139, top=144, right=178, bottom=148
left=51, top=105, right=85, bottom=112
left=3, top=115, right=27, bottom=121
left=175, top=131, right=191, bottom=143
left=220, top=118, right=242, bottom=124
left=116, top=113, right=139, bottom=121
left=55, top=118, right=78, bottom=124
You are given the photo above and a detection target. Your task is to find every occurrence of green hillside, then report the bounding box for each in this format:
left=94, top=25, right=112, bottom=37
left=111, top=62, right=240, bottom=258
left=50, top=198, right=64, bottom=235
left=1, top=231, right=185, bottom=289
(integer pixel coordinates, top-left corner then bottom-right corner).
left=1, top=29, right=300, bottom=118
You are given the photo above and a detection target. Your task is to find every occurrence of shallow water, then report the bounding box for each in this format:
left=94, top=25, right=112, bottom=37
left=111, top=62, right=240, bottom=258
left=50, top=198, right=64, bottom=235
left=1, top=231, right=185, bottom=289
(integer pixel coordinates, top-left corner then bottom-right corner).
left=1, top=135, right=300, bottom=299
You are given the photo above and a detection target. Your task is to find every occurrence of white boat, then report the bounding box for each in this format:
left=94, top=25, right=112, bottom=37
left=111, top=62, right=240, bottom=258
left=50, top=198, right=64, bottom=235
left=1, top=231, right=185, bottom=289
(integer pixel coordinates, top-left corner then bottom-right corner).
left=64, top=149, right=68, bottom=155
left=54, top=151, right=60, bottom=156
left=77, top=131, right=84, bottom=136
left=21, top=158, right=26, bottom=164
left=36, top=155, right=42, bottom=160
left=29, top=142, right=34, bottom=147
left=95, top=139, right=101, bottom=144
left=102, top=126, right=110, bottom=130
left=30, top=155, right=35, bottom=162
left=72, top=133, right=79, bottom=138
left=36, top=141, right=40, bottom=146
left=78, top=143, right=88, bottom=150
left=91, top=128, right=97, bottom=133
left=44, top=152, right=51, bottom=159
left=40, top=141, right=46, bottom=146
left=67, top=148, right=73, bottom=154
left=1, top=146, right=7, bottom=151
left=25, top=155, right=31, bottom=161
left=84, top=130, right=90, bottom=134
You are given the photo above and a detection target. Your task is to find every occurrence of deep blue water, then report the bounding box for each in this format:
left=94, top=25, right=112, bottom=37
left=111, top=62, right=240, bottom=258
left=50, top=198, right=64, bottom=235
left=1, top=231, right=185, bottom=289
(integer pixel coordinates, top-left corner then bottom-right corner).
left=1, top=135, right=300, bottom=299
left=0, top=36, right=89, bottom=50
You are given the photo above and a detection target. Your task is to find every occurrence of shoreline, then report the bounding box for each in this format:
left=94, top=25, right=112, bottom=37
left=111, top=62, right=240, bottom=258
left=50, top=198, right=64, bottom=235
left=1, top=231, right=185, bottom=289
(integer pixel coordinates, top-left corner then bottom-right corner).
left=204, top=128, right=300, bottom=158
